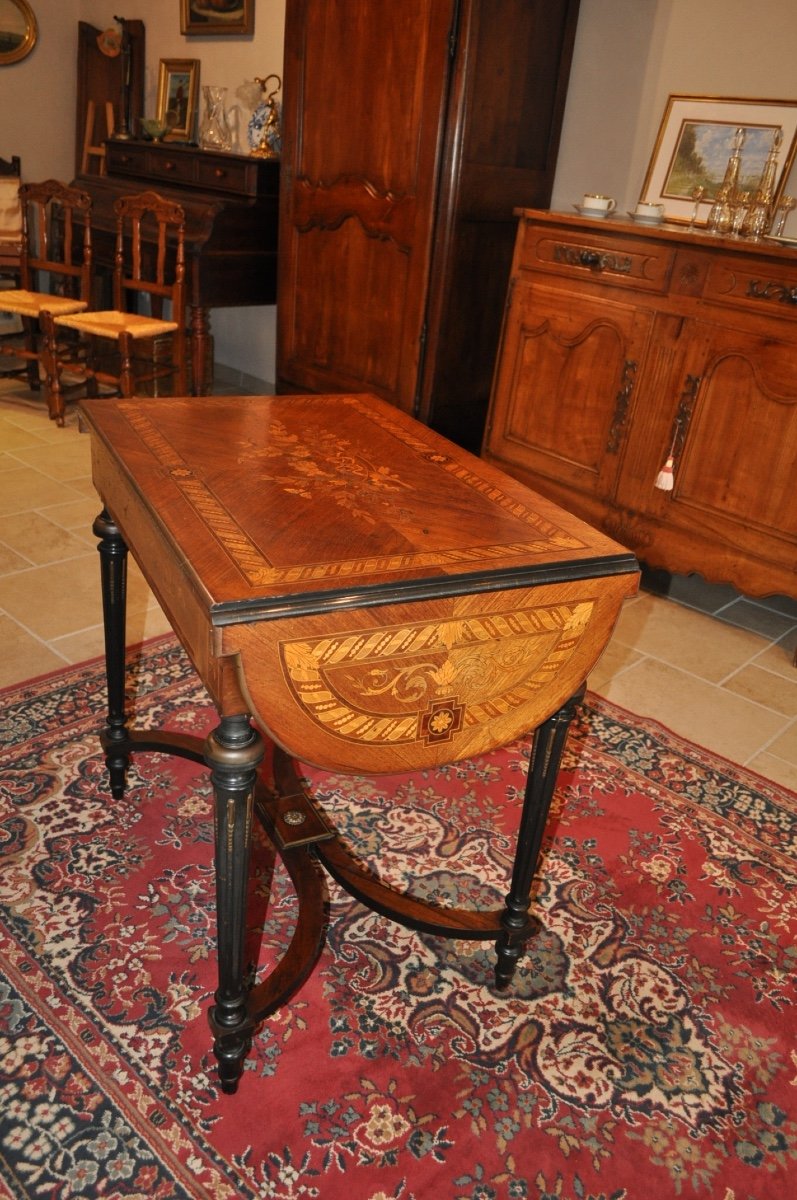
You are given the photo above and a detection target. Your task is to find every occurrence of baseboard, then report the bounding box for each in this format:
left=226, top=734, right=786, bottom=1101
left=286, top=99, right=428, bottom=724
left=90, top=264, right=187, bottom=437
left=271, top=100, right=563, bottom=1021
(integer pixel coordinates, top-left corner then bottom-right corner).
left=213, top=362, right=274, bottom=395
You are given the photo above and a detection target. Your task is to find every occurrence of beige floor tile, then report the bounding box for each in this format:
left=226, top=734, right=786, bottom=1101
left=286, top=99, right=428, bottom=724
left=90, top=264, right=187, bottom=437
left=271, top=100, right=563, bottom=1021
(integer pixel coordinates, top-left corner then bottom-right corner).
left=723, top=663, right=797, bottom=717
left=610, top=592, right=770, bottom=683
left=0, top=466, right=85, bottom=516
left=0, top=511, right=93, bottom=566
left=587, top=639, right=643, bottom=692
left=0, top=614, right=67, bottom=687
left=49, top=626, right=106, bottom=667
left=752, top=630, right=797, bottom=680
left=763, top=719, right=797, bottom=766
left=593, top=657, right=788, bottom=766
left=0, top=415, right=48, bottom=451
left=0, top=554, right=104, bottom=639
left=0, top=539, right=31, bottom=573
left=745, top=751, right=797, bottom=792
left=10, top=438, right=92, bottom=482
left=38, top=495, right=101, bottom=531
left=68, top=476, right=101, bottom=500
left=52, top=605, right=173, bottom=666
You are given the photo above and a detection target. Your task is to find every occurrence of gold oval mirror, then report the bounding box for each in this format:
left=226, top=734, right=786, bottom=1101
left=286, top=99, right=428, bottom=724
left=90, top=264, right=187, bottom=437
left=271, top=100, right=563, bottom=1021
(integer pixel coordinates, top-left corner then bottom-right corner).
left=0, top=0, right=37, bottom=66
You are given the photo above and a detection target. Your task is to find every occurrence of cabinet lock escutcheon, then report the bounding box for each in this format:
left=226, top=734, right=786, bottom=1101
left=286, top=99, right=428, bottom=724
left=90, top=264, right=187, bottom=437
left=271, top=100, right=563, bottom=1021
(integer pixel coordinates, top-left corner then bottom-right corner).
left=606, top=360, right=637, bottom=454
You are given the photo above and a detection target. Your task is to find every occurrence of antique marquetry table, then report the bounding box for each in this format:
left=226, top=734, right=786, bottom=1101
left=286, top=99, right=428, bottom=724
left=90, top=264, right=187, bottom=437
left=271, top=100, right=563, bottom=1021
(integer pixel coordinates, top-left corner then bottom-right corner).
left=80, top=393, right=639, bottom=1093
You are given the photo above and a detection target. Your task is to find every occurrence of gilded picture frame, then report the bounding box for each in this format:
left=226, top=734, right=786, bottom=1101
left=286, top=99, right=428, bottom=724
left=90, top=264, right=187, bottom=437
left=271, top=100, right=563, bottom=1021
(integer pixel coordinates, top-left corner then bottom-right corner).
left=0, top=0, right=37, bottom=65
left=180, top=0, right=254, bottom=37
left=640, top=95, right=797, bottom=224
left=156, top=58, right=200, bottom=143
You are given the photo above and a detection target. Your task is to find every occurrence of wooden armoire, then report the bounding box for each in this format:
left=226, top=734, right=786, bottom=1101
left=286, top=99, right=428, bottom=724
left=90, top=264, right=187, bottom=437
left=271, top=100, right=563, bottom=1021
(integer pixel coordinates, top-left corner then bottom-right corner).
left=276, top=0, right=580, bottom=451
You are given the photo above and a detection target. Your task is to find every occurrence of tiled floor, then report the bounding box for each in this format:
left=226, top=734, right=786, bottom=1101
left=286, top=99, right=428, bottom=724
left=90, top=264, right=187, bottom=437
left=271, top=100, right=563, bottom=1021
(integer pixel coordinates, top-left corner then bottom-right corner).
left=2, top=381, right=797, bottom=791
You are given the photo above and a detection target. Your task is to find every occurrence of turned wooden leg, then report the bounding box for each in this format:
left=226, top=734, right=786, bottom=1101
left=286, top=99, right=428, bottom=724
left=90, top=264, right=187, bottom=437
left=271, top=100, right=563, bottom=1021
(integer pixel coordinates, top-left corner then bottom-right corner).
left=206, top=713, right=265, bottom=1094
left=189, top=304, right=210, bottom=395
left=495, top=685, right=585, bottom=990
left=93, top=509, right=130, bottom=799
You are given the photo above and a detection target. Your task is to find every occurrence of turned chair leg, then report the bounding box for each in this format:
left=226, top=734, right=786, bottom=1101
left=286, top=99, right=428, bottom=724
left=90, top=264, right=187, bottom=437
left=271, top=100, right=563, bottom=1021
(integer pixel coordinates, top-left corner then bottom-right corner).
left=119, top=331, right=135, bottom=397
left=40, top=312, right=64, bottom=426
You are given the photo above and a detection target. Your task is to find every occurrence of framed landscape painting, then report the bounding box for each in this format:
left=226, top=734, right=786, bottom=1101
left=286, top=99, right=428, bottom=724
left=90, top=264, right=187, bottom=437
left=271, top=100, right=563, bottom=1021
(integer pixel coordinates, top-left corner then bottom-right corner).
left=640, top=95, right=797, bottom=224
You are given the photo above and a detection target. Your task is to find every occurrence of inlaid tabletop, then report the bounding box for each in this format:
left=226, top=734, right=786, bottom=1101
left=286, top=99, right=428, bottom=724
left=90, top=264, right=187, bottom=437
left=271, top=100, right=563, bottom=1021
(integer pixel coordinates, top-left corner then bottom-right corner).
left=81, top=393, right=639, bottom=773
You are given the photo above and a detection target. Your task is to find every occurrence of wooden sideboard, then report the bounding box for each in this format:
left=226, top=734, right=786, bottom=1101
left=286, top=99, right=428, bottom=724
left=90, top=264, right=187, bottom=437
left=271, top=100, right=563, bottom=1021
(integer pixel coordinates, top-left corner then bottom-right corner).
left=482, top=208, right=797, bottom=600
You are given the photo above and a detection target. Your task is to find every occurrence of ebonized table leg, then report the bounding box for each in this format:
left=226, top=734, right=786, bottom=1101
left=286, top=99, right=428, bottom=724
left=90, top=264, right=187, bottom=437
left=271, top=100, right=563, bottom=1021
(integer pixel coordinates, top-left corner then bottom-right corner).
left=495, top=685, right=585, bottom=990
left=93, top=509, right=130, bottom=799
left=205, top=714, right=265, bottom=1094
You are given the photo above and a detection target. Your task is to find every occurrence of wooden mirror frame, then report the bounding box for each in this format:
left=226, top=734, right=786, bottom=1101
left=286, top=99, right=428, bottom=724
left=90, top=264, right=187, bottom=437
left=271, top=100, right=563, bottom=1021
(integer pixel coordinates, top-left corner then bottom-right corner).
left=0, top=0, right=37, bottom=65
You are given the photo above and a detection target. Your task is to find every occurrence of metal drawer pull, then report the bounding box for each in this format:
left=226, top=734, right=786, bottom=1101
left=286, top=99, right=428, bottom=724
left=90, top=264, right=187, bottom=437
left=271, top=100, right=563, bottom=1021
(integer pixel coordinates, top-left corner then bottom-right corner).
left=554, top=244, right=632, bottom=274
left=747, top=279, right=797, bottom=305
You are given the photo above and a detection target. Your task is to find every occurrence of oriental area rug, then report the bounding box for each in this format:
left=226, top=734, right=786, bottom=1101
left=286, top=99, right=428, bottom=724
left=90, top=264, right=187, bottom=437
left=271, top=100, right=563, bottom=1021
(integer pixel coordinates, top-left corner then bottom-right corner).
left=1, top=637, right=796, bottom=1200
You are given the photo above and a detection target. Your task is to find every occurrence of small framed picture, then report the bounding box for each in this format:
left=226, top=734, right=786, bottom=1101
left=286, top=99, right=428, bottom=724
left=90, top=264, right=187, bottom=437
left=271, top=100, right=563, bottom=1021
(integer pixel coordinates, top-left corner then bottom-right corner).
left=180, top=0, right=254, bottom=37
left=640, top=95, right=797, bottom=224
left=156, top=59, right=200, bottom=143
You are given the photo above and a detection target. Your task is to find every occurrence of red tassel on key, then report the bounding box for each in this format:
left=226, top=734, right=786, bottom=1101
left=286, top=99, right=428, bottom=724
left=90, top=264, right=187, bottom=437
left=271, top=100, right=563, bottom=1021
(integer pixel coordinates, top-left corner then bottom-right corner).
left=655, top=455, right=674, bottom=491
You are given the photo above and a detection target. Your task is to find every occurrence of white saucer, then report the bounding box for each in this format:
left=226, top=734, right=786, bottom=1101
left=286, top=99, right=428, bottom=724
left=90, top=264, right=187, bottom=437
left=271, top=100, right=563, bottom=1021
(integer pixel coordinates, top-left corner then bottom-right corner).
left=628, top=211, right=663, bottom=225
left=573, top=204, right=613, bottom=219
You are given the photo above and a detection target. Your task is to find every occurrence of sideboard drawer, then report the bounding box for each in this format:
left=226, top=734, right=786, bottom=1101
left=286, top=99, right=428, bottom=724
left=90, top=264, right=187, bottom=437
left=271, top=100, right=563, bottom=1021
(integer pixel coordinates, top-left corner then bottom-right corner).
left=703, top=257, right=797, bottom=323
left=516, top=223, right=675, bottom=294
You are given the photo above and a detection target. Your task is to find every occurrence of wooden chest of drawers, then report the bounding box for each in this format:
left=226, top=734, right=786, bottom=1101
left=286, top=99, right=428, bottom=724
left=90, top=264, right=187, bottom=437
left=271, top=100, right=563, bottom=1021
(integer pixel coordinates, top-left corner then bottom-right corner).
left=482, top=208, right=797, bottom=599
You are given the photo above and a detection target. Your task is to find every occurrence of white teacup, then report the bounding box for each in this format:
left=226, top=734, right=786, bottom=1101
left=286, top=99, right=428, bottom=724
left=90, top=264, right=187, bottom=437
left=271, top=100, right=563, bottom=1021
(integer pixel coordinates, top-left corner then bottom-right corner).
left=582, top=193, right=616, bottom=212
left=635, top=201, right=664, bottom=219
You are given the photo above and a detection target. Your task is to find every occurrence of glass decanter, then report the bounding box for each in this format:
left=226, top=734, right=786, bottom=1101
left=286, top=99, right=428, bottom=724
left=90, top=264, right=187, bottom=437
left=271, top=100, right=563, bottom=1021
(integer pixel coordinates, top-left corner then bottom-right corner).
left=199, top=85, right=233, bottom=152
left=743, top=128, right=782, bottom=240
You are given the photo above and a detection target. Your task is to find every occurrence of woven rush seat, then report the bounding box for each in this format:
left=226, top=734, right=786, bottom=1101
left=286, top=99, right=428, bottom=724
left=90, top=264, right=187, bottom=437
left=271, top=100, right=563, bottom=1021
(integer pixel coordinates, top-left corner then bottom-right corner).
left=55, top=310, right=179, bottom=338
left=1, top=288, right=89, bottom=318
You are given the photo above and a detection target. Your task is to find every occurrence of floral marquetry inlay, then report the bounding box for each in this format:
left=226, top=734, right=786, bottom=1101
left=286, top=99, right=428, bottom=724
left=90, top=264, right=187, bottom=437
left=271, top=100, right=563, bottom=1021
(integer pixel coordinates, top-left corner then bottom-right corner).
left=122, top=401, right=589, bottom=591
left=279, top=600, right=595, bottom=749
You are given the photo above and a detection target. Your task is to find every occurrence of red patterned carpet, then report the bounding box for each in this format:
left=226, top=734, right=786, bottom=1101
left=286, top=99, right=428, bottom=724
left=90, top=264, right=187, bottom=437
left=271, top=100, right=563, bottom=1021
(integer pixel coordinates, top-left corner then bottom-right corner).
left=1, top=637, right=796, bottom=1199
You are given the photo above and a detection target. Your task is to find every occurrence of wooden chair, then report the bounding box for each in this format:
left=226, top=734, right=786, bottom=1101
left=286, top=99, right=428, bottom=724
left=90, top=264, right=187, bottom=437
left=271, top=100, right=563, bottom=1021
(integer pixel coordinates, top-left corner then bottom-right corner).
left=49, top=190, right=188, bottom=420
left=0, top=180, right=93, bottom=408
left=0, top=155, right=22, bottom=283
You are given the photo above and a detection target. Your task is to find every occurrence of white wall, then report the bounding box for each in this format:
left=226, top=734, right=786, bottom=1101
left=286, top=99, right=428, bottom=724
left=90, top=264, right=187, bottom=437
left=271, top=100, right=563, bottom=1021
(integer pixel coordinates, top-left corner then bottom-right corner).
left=553, top=0, right=797, bottom=230
left=2, top=1, right=796, bottom=385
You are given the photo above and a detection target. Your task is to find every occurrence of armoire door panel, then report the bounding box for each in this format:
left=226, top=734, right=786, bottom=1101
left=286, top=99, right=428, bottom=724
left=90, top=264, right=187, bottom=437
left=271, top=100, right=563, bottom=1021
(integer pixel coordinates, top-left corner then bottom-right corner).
left=278, top=0, right=455, bottom=411
left=288, top=222, right=413, bottom=395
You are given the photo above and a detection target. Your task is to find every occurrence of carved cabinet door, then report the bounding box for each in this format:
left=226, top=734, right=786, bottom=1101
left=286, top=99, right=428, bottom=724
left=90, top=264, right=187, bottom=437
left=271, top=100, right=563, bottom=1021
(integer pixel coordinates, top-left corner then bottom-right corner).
left=277, top=0, right=455, bottom=413
left=483, top=280, right=656, bottom=512
left=617, top=319, right=797, bottom=574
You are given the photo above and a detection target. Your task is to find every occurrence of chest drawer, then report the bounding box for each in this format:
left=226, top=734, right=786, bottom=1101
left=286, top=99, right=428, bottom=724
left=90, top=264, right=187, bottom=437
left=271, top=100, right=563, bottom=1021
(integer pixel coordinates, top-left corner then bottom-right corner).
left=516, top=220, right=675, bottom=294
left=106, top=143, right=149, bottom=177
left=195, top=156, right=255, bottom=195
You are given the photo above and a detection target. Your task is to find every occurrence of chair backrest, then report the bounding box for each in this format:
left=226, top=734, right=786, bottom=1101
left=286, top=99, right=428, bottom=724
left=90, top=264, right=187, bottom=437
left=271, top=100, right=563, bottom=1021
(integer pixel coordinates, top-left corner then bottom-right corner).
left=0, top=155, right=22, bottom=268
left=112, top=190, right=186, bottom=324
left=19, top=180, right=93, bottom=301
